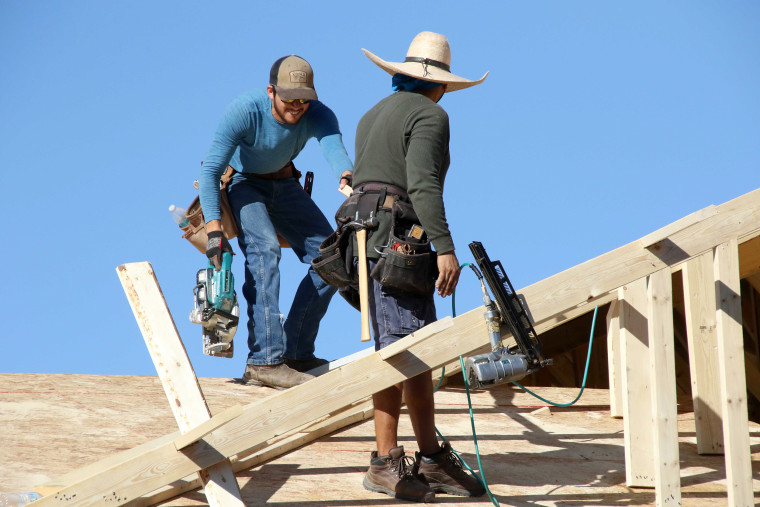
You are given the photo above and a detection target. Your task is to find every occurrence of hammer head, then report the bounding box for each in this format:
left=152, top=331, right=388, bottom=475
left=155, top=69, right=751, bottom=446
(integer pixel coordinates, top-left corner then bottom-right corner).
left=345, top=211, right=378, bottom=231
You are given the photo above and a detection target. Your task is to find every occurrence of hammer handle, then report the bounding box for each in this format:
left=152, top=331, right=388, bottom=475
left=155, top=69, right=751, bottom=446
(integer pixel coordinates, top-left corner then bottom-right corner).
left=356, top=228, right=371, bottom=342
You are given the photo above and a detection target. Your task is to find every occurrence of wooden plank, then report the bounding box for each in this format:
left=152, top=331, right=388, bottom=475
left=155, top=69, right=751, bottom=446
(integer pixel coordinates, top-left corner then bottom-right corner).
left=682, top=252, right=724, bottom=454
left=618, top=279, right=656, bottom=487
left=134, top=401, right=375, bottom=506
left=646, top=268, right=681, bottom=506
left=520, top=188, right=760, bottom=327
left=639, top=204, right=716, bottom=248
left=117, top=262, right=244, bottom=507
left=32, top=306, right=489, bottom=507
left=739, top=234, right=760, bottom=278
left=606, top=299, right=623, bottom=418
left=378, top=317, right=453, bottom=359
left=173, top=405, right=243, bottom=450
left=713, top=239, right=754, bottom=506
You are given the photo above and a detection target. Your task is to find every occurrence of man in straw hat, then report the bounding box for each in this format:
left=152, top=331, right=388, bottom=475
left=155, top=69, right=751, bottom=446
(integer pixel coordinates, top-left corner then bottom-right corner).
left=199, top=55, right=353, bottom=390
left=353, top=32, right=488, bottom=501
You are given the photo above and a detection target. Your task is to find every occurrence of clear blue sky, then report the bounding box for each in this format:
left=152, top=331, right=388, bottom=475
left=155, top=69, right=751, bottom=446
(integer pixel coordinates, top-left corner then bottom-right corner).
left=1, top=1, right=758, bottom=379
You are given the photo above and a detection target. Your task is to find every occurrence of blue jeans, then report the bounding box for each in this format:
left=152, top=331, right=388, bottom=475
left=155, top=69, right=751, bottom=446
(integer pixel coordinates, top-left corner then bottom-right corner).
left=367, top=260, right=437, bottom=351
left=226, top=173, right=337, bottom=365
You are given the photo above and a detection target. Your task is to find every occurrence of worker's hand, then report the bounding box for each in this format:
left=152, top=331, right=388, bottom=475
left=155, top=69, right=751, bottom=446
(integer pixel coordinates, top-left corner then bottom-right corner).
left=339, top=170, right=353, bottom=190
left=206, top=230, right=232, bottom=270
left=435, top=251, right=460, bottom=298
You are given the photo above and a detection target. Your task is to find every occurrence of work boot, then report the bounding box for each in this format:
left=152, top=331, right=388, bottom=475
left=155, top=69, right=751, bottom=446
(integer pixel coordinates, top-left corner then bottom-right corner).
left=283, top=356, right=329, bottom=373
left=417, top=442, right=486, bottom=497
left=363, top=446, right=435, bottom=503
left=241, top=363, right=314, bottom=390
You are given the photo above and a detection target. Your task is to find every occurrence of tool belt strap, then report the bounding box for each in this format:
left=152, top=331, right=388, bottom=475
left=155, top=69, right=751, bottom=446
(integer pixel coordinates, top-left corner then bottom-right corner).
left=353, top=181, right=409, bottom=211
left=252, top=161, right=301, bottom=180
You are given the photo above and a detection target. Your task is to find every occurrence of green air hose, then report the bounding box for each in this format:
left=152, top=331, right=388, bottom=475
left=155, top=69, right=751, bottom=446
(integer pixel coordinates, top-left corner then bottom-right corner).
left=432, top=263, right=599, bottom=506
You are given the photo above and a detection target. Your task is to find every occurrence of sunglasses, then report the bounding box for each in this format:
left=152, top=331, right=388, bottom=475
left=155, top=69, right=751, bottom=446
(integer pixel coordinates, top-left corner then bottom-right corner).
left=281, top=98, right=311, bottom=104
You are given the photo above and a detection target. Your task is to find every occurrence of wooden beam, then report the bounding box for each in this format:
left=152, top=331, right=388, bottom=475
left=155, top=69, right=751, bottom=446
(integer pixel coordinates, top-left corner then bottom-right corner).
left=713, top=239, right=754, bottom=506
left=618, top=278, right=655, bottom=488
left=646, top=268, right=681, bottom=505
left=519, top=188, right=760, bottom=327
left=682, top=252, right=724, bottom=454
left=117, top=262, right=244, bottom=507
left=739, top=234, right=760, bottom=279
left=639, top=204, right=716, bottom=248
left=606, top=300, right=623, bottom=418
left=32, top=305, right=490, bottom=507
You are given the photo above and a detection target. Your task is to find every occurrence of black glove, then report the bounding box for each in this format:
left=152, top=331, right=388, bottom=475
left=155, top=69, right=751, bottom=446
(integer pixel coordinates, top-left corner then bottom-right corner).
left=206, top=230, right=232, bottom=269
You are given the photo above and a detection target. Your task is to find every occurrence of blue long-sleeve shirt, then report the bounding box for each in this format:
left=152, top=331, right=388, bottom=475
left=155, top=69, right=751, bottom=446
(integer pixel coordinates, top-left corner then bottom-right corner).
left=199, top=89, right=353, bottom=221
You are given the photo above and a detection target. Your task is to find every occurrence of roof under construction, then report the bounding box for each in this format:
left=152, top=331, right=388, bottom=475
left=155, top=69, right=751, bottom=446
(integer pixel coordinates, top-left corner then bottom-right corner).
left=3, top=187, right=760, bottom=506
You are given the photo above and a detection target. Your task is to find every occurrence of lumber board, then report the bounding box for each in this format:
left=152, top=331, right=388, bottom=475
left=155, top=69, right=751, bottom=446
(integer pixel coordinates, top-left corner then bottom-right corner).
left=646, top=268, right=681, bottom=505
left=378, top=317, right=453, bottom=359
left=738, top=234, right=760, bottom=279
left=117, top=262, right=244, bottom=507
left=682, top=252, right=724, bottom=454
left=606, top=300, right=622, bottom=418
left=31, top=306, right=489, bottom=507
left=518, top=188, right=760, bottom=326
left=173, top=405, right=243, bottom=450
left=639, top=204, right=716, bottom=248
left=133, top=401, right=375, bottom=506
left=618, top=278, right=656, bottom=487
left=713, top=239, right=754, bottom=506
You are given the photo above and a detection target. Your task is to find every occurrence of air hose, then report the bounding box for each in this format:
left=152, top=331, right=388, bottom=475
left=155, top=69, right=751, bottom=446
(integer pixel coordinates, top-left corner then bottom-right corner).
left=433, top=263, right=599, bottom=506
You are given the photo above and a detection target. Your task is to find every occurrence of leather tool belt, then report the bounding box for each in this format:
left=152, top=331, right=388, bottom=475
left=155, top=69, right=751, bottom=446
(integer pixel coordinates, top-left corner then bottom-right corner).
left=252, top=161, right=301, bottom=181
left=311, top=181, right=438, bottom=308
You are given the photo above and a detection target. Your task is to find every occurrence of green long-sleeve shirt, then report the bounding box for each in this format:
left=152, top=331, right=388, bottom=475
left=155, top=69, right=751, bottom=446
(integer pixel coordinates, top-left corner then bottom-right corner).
left=353, top=91, right=453, bottom=259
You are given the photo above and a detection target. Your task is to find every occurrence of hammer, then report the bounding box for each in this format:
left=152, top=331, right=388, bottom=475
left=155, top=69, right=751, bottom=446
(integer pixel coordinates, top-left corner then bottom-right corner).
left=345, top=212, right=378, bottom=342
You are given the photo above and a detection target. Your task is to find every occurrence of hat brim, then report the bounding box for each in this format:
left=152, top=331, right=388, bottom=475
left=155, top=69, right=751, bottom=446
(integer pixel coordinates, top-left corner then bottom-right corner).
left=275, top=86, right=318, bottom=101
left=362, top=48, right=488, bottom=92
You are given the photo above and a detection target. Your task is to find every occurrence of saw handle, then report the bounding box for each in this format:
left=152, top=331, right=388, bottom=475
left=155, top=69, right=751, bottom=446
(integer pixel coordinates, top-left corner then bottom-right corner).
left=356, top=229, right=371, bottom=342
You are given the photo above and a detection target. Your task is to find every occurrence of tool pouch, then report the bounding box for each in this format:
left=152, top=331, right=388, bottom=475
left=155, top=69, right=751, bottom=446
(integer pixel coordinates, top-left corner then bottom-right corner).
left=369, top=200, right=437, bottom=297
left=312, top=188, right=385, bottom=288
left=181, top=166, right=239, bottom=254
left=310, top=227, right=354, bottom=288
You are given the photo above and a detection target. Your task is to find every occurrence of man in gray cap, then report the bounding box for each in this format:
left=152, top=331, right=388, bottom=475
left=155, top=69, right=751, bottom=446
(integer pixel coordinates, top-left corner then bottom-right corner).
left=352, top=32, right=488, bottom=502
left=199, top=55, right=353, bottom=390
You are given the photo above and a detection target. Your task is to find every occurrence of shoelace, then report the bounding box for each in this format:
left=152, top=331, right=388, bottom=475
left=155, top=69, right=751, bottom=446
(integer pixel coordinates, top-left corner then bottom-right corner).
left=444, top=451, right=464, bottom=470
left=390, top=455, right=419, bottom=479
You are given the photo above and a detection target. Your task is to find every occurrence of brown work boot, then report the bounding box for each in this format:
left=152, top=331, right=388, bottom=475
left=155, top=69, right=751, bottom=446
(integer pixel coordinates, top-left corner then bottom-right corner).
left=283, top=356, right=329, bottom=373
left=242, top=363, right=313, bottom=390
left=363, top=446, right=435, bottom=503
left=417, top=442, right=486, bottom=497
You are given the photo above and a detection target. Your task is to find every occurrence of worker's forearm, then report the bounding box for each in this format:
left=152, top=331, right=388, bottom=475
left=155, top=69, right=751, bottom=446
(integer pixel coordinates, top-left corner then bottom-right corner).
left=206, top=219, right=222, bottom=233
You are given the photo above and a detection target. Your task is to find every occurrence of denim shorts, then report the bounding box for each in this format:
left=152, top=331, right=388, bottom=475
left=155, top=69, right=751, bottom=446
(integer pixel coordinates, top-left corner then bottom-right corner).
left=368, top=260, right=437, bottom=351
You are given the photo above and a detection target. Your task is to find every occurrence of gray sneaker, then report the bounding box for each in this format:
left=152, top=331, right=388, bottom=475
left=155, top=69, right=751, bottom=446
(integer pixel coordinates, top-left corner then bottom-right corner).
left=363, top=446, right=435, bottom=503
left=242, top=363, right=314, bottom=390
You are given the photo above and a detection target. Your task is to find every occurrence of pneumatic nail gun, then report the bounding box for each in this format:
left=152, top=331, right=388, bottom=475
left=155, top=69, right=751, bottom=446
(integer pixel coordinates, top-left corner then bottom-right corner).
left=464, top=242, right=552, bottom=389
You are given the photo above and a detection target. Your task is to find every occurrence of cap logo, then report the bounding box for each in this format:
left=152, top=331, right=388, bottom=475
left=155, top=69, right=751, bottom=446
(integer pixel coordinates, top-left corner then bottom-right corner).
left=289, top=70, right=307, bottom=83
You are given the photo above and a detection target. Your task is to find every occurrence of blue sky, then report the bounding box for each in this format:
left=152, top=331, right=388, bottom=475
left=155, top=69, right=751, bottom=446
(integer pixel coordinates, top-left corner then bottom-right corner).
left=1, top=1, right=758, bottom=379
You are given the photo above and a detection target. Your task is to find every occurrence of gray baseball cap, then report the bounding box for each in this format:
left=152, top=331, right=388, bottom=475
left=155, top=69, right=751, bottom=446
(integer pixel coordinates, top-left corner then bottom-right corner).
left=269, top=55, right=318, bottom=101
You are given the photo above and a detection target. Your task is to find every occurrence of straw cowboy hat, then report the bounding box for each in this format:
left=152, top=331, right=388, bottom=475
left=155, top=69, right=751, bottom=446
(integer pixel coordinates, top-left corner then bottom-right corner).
left=362, top=31, right=488, bottom=92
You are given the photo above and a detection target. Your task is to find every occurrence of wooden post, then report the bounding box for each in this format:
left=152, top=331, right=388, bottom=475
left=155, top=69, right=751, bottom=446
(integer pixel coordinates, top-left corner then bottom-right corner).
left=713, top=239, right=753, bottom=506
left=682, top=252, right=724, bottom=454
left=618, top=279, right=655, bottom=487
left=117, top=262, right=244, bottom=507
left=606, top=300, right=623, bottom=418
left=646, top=268, right=681, bottom=506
